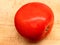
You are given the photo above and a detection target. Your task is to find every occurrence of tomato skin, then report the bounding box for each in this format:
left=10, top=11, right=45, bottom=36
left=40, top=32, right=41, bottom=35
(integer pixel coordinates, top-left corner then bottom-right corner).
left=14, top=2, right=54, bottom=41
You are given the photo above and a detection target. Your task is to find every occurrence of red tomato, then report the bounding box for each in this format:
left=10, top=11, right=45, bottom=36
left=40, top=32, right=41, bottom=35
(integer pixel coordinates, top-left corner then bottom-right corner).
left=14, top=2, right=54, bottom=41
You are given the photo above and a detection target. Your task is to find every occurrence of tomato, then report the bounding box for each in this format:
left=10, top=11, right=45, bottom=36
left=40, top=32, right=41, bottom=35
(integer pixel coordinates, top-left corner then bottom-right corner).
left=14, top=2, right=54, bottom=41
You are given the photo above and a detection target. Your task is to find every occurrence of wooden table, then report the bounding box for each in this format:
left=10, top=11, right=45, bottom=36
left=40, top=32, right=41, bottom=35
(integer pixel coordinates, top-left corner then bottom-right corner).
left=0, top=0, right=60, bottom=45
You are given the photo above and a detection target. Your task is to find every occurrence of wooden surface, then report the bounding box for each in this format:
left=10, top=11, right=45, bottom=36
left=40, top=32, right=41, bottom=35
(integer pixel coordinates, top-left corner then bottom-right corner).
left=0, top=0, right=60, bottom=45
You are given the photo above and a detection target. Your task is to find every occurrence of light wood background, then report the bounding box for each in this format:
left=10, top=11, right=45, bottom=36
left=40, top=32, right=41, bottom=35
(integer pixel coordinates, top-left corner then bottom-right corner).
left=0, top=0, right=60, bottom=45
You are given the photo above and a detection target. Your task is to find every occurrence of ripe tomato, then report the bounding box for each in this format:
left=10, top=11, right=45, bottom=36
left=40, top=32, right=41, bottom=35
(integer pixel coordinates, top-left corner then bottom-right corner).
left=14, top=2, right=54, bottom=41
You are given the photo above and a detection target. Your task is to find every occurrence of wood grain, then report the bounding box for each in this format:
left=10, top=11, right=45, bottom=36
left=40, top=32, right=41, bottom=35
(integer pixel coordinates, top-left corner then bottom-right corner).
left=0, top=0, right=60, bottom=45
